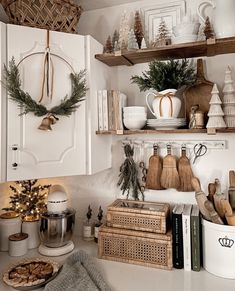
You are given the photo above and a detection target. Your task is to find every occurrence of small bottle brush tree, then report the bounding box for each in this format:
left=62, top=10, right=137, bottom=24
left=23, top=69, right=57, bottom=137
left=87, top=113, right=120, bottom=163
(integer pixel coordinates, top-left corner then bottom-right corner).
left=103, top=35, right=113, bottom=54
left=134, top=10, right=144, bottom=49
left=204, top=17, right=214, bottom=40
left=127, top=29, right=139, bottom=51
left=118, top=10, right=130, bottom=49
left=155, top=19, right=171, bottom=47
left=112, top=30, right=119, bottom=49
left=131, top=59, right=196, bottom=92
left=3, top=180, right=51, bottom=221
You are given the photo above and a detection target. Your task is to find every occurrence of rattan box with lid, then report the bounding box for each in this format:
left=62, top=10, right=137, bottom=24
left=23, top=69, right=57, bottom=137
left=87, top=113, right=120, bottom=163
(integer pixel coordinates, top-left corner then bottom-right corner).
left=98, top=225, right=173, bottom=270
left=106, top=199, right=170, bottom=234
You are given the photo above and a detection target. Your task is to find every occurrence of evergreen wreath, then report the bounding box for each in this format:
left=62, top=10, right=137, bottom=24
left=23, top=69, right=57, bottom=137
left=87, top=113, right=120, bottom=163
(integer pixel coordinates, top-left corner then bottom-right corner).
left=5, top=58, right=87, bottom=118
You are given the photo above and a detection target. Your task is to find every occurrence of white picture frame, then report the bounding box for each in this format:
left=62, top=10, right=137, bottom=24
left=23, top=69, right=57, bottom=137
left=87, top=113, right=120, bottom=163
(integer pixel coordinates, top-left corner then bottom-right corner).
left=141, top=1, right=186, bottom=43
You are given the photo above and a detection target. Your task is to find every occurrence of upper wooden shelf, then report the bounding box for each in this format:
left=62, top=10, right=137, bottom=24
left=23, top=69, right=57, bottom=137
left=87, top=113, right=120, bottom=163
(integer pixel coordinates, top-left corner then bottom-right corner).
left=96, top=128, right=235, bottom=135
left=95, top=37, right=235, bottom=67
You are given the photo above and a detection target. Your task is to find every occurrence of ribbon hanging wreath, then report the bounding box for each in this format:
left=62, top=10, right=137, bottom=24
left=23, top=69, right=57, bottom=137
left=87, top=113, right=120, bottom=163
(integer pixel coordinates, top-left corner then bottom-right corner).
left=5, top=58, right=87, bottom=130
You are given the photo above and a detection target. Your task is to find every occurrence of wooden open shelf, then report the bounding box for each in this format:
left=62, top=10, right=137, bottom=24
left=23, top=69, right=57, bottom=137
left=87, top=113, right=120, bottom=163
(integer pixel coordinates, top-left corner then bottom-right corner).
left=96, top=128, right=235, bottom=135
left=95, top=37, right=235, bottom=66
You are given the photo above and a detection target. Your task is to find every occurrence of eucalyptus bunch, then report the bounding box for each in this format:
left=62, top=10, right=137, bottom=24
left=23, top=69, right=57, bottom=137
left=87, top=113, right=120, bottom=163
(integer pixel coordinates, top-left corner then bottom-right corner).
left=131, top=59, right=196, bottom=92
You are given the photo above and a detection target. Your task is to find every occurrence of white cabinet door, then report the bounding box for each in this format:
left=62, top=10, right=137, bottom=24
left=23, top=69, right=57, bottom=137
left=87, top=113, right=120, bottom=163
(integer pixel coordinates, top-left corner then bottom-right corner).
left=85, top=36, right=113, bottom=174
left=0, top=22, right=6, bottom=182
left=7, top=25, right=86, bottom=181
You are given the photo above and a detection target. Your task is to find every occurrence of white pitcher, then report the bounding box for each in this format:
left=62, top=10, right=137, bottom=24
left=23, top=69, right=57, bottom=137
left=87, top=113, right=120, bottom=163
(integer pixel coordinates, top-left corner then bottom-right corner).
left=198, top=0, right=235, bottom=38
left=146, top=89, right=181, bottom=119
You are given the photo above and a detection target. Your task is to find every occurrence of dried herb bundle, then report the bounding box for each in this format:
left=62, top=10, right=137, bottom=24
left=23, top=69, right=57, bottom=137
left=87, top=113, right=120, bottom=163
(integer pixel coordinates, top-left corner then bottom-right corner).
left=117, top=144, right=144, bottom=201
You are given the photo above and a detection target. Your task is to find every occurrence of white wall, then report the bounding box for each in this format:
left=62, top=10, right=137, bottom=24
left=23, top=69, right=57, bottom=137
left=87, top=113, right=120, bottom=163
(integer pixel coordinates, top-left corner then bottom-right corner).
left=0, top=0, right=235, bottom=238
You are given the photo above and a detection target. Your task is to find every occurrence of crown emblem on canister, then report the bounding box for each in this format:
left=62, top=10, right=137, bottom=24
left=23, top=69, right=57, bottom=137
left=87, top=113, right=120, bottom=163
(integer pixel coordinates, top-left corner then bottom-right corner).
left=218, top=236, right=234, bottom=248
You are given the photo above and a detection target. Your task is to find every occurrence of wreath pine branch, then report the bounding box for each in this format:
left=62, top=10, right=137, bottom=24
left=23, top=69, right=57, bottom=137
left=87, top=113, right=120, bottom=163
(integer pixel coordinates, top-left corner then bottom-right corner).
left=4, top=58, right=87, bottom=118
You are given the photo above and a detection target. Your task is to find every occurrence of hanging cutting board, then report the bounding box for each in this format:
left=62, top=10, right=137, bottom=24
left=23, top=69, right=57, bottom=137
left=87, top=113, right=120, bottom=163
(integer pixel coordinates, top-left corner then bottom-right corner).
left=184, top=59, right=213, bottom=123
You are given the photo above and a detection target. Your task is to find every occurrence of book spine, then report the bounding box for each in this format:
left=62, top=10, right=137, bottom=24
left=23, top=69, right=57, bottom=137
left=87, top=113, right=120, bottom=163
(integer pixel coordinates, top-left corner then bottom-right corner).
left=108, top=90, right=113, bottom=131
left=183, top=213, right=191, bottom=271
left=112, top=90, right=118, bottom=131
left=172, top=213, right=184, bottom=269
left=97, top=90, right=104, bottom=131
left=191, top=215, right=201, bottom=271
left=102, top=90, right=108, bottom=131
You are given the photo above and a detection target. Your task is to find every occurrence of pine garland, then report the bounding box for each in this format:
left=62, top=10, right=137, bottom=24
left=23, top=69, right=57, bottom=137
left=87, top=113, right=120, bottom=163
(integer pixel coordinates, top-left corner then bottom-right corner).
left=5, top=58, right=87, bottom=117
left=131, top=59, right=196, bottom=92
left=117, top=144, right=144, bottom=201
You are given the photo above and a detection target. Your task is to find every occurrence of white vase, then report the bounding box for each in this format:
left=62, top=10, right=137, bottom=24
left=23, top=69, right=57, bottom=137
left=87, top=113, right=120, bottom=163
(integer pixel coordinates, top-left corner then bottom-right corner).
left=146, top=89, right=181, bottom=119
left=22, top=220, right=40, bottom=249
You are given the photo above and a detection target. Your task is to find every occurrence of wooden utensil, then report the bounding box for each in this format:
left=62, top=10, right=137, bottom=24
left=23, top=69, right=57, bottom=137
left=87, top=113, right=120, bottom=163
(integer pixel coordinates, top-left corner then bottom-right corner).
left=208, top=182, right=216, bottom=204
left=229, top=170, right=235, bottom=210
left=184, top=59, right=213, bottom=123
left=204, top=200, right=224, bottom=224
left=160, top=144, right=180, bottom=189
left=145, top=144, right=164, bottom=190
left=221, top=199, right=235, bottom=226
left=191, top=177, right=211, bottom=221
left=213, top=178, right=226, bottom=218
left=177, top=145, right=194, bottom=192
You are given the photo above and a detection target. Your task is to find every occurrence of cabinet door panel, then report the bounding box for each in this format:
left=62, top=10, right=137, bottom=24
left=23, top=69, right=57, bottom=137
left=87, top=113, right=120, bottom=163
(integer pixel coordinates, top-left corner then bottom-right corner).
left=7, top=25, right=86, bottom=181
left=0, top=22, right=6, bottom=182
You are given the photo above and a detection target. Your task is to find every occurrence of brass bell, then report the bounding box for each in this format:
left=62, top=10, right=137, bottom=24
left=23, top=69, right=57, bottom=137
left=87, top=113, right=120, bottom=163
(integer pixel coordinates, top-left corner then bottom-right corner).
left=38, top=116, right=53, bottom=131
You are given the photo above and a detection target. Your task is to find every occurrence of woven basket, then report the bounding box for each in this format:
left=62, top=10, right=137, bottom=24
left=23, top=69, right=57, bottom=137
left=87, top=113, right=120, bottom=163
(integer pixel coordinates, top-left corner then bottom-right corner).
left=2, top=0, right=82, bottom=33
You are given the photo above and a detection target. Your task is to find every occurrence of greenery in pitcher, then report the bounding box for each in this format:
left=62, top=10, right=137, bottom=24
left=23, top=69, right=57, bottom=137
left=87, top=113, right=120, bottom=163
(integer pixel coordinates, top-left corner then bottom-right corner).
left=131, top=59, right=196, bottom=92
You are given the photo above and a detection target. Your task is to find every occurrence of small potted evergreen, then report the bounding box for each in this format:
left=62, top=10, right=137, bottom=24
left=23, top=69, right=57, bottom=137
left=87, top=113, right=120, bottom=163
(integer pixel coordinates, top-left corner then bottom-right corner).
left=131, top=59, right=196, bottom=119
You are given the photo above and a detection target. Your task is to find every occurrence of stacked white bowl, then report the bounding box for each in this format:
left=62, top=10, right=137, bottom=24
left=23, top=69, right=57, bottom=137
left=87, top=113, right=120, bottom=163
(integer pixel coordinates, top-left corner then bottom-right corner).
left=123, top=106, right=147, bottom=130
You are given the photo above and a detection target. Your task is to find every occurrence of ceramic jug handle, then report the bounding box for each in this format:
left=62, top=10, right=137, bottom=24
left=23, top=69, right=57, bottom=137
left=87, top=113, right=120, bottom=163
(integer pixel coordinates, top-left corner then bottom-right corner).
left=197, top=0, right=215, bottom=23
left=146, top=92, right=156, bottom=117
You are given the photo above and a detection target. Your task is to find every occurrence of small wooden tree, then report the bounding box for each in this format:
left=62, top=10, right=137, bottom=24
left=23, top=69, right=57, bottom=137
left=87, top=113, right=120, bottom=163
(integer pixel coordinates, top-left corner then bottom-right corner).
left=134, top=11, right=144, bottom=49
left=204, top=17, right=214, bottom=40
left=207, top=84, right=226, bottom=129
left=103, top=35, right=113, bottom=54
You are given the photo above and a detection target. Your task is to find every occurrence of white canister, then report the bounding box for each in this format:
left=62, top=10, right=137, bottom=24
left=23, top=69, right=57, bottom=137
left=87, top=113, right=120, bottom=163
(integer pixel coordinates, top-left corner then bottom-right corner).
left=8, top=233, right=28, bottom=256
left=0, top=212, right=22, bottom=251
left=202, top=218, right=235, bottom=279
left=22, top=220, right=40, bottom=249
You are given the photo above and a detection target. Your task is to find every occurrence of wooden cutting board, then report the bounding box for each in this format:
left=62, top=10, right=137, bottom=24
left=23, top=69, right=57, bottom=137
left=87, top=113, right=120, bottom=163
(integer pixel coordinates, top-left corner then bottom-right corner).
left=184, top=59, right=213, bottom=123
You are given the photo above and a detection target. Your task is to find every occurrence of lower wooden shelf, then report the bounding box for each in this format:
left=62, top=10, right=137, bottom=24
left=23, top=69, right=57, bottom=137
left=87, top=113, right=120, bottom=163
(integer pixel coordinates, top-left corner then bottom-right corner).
left=96, top=128, right=235, bottom=135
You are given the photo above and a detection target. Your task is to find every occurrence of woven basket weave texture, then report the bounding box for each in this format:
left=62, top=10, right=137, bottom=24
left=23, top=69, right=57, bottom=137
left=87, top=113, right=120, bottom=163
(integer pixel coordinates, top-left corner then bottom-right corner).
left=2, top=0, right=82, bottom=33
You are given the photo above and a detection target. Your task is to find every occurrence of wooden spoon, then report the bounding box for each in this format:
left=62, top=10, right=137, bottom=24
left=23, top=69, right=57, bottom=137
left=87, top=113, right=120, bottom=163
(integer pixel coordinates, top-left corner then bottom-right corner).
left=191, top=177, right=211, bottom=221
left=204, top=200, right=224, bottom=224
left=208, top=183, right=216, bottom=204
left=220, top=199, right=235, bottom=226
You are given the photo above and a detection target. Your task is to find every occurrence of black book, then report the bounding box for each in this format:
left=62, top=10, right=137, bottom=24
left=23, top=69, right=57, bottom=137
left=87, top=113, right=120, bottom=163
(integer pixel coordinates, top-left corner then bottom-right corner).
left=172, top=204, right=184, bottom=269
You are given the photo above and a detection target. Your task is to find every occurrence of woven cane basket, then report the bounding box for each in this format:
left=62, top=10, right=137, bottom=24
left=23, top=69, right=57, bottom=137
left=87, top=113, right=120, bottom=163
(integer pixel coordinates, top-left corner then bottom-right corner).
left=2, top=0, right=82, bottom=33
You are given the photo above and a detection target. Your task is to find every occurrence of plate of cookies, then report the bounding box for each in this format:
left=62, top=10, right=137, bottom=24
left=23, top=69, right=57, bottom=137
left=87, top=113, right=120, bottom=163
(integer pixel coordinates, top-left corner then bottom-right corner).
left=3, top=258, right=61, bottom=290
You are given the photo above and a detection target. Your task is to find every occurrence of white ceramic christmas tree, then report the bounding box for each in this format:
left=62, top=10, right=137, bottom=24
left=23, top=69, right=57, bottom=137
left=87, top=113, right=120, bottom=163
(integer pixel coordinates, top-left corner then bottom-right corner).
left=140, top=37, right=147, bottom=49
left=222, top=66, right=235, bottom=127
left=118, top=11, right=130, bottom=50
left=127, top=29, right=139, bottom=51
left=207, top=84, right=226, bottom=128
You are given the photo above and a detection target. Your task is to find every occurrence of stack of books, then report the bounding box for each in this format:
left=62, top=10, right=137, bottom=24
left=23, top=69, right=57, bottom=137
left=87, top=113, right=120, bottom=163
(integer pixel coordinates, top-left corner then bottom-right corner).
left=172, top=204, right=202, bottom=271
left=97, top=90, right=127, bottom=132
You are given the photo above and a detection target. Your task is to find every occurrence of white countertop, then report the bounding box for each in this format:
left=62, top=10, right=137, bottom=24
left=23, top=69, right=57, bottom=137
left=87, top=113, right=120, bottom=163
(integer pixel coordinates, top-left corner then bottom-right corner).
left=0, top=238, right=234, bottom=291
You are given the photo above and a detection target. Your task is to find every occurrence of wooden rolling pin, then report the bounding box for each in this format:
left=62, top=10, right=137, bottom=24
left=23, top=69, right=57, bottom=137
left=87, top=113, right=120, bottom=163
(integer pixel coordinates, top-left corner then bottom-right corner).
left=192, top=177, right=211, bottom=221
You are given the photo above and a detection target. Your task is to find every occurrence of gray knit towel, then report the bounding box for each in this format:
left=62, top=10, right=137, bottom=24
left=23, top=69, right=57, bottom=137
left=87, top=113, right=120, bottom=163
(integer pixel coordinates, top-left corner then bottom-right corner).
left=44, top=250, right=111, bottom=291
